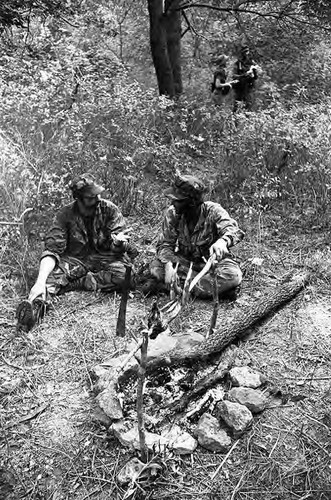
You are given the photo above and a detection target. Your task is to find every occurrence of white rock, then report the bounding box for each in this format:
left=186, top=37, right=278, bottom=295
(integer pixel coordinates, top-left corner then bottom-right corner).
left=117, top=458, right=145, bottom=485
left=112, top=422, right=168, bottom=452
left=90, top=364, right=113, bottom=392
left=195, top=413, right=231, bottom=453
left=217, top=400, right=253, bottom=436
left=143, top=331, right=177, bottom=361
left=173, top=329, right=205, bottom=354
left=162, top=425, right=197, bottom=455
left=227, top=387, right=268, bottom=413
left=229, top=366, right=266, bottom=388
left=96, top=381, right=123, bottom=420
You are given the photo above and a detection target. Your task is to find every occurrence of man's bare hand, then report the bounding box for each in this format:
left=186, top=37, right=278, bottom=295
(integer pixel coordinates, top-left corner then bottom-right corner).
left=28, top=281, right=47, bottom=302
left=113, top=230, right=131, bottom=245
left=209, top=239, right=228, bottom=262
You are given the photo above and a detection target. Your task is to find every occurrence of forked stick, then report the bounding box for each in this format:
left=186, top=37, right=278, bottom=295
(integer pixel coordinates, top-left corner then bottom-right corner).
left=188, top=255, right=216, bottom=293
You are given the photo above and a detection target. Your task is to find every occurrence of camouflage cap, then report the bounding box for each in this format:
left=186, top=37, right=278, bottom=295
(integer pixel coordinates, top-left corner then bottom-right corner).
left=164, top=173, right=207, bottom=201
left=68, top=173, right=105, bottom=196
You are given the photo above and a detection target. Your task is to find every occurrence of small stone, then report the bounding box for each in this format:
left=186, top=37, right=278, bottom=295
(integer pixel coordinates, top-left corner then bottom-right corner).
left=195, top=413, right=231, bottom=453
left=96, top=381, right=123, bottom=420
left=217, top=400, right=253, bottom=437
left=91, top=407, right=112, bottom=428
left=162, top=425, right=197, bottom=455
left=90, top=364, right=113, bottom=393
left=144, top=331, right=177, bottom=361
left=227, top=387, right=268, bottom=413
left=173, top=329, right=205, bottom=354
left=117, top=458, right=145, bottom=485
left=111, top=422, right=168, bottom=452
left=229, top=366, right=266, bottom=388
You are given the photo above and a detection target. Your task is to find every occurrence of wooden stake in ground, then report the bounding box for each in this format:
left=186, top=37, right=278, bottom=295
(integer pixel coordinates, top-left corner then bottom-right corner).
left=208, top=262, right=219, bottom=339
left=116, top=264, right=132, bottom=337
left=136, top=329, right=149, bottom=463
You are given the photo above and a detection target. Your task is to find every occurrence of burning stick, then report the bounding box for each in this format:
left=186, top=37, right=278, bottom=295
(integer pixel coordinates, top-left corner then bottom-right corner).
left=116, top=264, right=132, bottom=337
left=137, top=329, right=148, bottom=462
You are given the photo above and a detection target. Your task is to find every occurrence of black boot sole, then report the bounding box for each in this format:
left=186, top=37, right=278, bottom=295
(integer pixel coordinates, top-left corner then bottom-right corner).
left=16, top=300, right=35, bottom=332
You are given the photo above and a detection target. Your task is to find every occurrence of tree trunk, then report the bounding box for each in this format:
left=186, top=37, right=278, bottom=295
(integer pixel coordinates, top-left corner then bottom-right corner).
left=147, top=0, right=182, bottom=97
left=164, top=0, right=182, bottom=95
left=145, top=272, right=310, bottom=372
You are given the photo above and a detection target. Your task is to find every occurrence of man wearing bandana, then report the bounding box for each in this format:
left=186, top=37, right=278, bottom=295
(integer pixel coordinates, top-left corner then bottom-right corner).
left=145, top=173, right=244, bottom=299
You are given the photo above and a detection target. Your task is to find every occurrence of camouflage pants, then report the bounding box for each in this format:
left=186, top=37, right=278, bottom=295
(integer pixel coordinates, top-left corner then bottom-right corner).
left=150, top=255, right=242, bottom=299
left=46, top=253, right=133, bottom=295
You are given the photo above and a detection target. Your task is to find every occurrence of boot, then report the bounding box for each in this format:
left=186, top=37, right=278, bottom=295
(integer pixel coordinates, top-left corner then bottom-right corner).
left=58, top=272, right=98, bottom=294
left=219, top=285, right=241, bottom=302
left=16, top=298, right=47, bottom=332
left=140, top=277, right=168, bottom=296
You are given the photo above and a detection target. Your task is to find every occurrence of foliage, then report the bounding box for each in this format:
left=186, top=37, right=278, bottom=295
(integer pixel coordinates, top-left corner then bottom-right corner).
left=0, top=0, right=78, bottom=30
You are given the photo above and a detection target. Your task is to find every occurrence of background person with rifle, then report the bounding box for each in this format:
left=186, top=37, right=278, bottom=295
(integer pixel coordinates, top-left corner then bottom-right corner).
left=143, top=173, right=244, bottom=300
left=16, top=173, right=137, bottom=332
left=210, top=54, right=232, bottom=105
left=232, top=45, right=260, bottom=111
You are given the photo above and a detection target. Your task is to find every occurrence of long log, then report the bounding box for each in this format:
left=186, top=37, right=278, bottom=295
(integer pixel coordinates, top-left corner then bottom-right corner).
left=145, top=271, right=310, bottom=372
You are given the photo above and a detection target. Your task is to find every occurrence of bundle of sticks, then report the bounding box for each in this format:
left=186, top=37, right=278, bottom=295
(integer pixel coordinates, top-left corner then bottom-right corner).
left=161, top=255, right=219, bottom=338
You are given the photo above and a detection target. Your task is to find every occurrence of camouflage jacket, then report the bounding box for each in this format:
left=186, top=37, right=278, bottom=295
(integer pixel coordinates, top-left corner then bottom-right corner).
left=157, top=201, right=244, bottom=264
left=41, top=199, right=125, bottom=263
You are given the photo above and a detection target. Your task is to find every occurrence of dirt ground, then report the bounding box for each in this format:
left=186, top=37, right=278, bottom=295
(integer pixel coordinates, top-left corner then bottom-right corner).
left=1, top=227, right=331, bottom=500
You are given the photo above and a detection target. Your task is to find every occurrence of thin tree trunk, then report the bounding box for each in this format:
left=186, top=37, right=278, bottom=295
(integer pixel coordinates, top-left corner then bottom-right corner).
left=164, top=0, right=182, bottom=95
left=148, top=0, right=175, bottom=96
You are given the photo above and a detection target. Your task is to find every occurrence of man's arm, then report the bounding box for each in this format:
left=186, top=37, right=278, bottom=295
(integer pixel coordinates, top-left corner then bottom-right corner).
left=28, top=255, right=56, bottom=301
left=42, top=208, right=68, bottom=263
left=28, top=208, right=68, bottom=301
left=208, top=202, right=244, bottom=260
left=100, top=200, right=127, bottom=248
left=156, top=206, right=179, bottom=264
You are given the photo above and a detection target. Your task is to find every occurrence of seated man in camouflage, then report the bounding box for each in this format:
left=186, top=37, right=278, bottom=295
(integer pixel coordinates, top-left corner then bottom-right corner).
left=16, top=173, right=137, bottom=331
left=145, top=173, right=244, bottom=299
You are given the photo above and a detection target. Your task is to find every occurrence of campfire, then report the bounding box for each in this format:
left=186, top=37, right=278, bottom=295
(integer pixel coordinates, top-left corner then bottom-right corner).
left=90, top=267, right=310, bottom=492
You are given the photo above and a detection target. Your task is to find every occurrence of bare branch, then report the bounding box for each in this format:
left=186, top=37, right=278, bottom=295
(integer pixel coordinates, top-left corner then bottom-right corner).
left=177, top=0, right=331, bottom=30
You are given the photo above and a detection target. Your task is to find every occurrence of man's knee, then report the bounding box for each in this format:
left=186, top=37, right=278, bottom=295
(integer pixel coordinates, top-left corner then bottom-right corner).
left=217, top=258, right=242, bottom=288
left=230, top=266, right=242, bottom=287
left=96, top=262, right=129, bottom=289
